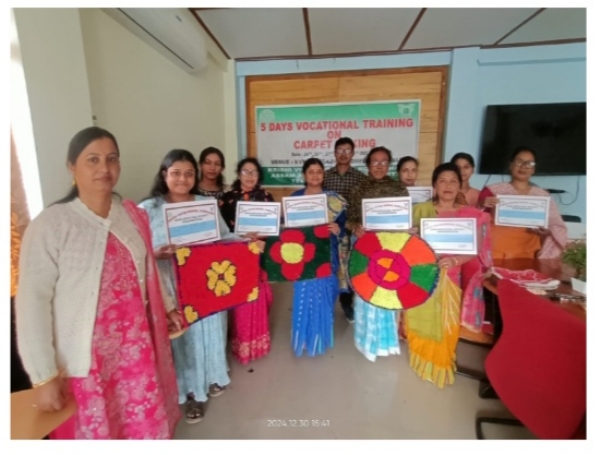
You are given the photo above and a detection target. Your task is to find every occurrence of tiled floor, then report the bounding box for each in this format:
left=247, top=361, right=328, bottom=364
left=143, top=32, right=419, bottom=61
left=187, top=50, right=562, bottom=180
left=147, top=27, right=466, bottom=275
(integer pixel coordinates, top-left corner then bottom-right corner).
left=174, top=282, right=535, bottom=440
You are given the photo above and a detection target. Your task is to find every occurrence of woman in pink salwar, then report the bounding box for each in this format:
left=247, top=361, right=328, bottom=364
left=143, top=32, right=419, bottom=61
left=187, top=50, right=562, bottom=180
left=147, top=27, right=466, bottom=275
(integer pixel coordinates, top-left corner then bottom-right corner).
left=478, top=147, right=567, bottom=259
left=16, top=127, right=182, bottom=439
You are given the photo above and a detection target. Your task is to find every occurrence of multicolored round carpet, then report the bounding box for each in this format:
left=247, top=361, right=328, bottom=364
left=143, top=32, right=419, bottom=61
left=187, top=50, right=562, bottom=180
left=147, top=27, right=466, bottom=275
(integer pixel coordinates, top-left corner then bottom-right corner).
left=348, top=232, right=440, bottom=310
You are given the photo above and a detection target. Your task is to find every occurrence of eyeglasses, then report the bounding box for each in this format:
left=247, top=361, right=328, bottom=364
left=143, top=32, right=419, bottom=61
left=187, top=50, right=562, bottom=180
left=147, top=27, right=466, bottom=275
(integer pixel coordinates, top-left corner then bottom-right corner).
left=514, top=159, right=536, bottom=169
left=371, top=160, right=389, bottom=167
left=240, top=169, right=258, bottom=176
left=335, top=149, right=353, bottom=155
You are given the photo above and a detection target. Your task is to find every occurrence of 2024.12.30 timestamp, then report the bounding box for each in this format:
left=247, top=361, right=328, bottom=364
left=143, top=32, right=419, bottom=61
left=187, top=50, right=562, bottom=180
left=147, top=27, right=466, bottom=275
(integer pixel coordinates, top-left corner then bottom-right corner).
left=266, top=420, right=330, bottom=428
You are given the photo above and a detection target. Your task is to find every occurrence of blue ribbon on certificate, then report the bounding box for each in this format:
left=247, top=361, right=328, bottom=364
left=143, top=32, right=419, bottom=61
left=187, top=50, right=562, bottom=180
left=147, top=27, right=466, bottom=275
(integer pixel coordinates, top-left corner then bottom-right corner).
left=287, top=211, right=325, bottom=222
left=237, top=217, right=275, bottom=227
left=365, top=214, right=410, bottom=224
left=169, top=220, right=217, bottom=237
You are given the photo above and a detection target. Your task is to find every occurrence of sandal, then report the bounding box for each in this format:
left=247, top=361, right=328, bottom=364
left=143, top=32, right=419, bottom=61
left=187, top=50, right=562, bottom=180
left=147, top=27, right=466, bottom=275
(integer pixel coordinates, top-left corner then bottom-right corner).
left=208, top=384, right=226, bottom=398
left=184, top=394, right=205, bottom=424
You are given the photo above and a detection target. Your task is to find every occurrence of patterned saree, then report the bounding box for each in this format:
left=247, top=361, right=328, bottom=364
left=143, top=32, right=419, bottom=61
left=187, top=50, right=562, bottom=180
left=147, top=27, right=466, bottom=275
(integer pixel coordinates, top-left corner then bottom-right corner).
left=405, top=202, right=492, bottom=388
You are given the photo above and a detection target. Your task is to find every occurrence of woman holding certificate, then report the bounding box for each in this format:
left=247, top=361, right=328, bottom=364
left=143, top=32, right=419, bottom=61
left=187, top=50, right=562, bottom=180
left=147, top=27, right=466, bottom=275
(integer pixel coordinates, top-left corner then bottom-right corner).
left=288, top=158, right=347, bottom=357
left=478, top=147, right=567, bottom=259
left=405, top=162, right=492, bottom=388
left=139, top=149, right=243, bottom=424
left=347, top=147, right=409, bottom=361
left=16, top=127, right=181, bottom=438
left=219, top=158, right=274, bottom=365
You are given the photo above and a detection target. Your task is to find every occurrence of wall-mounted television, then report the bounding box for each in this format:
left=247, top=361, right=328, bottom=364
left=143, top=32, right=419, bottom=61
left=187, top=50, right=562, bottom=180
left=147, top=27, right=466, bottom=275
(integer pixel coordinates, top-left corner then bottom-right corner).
left=478, top=102, right=586, bottom=176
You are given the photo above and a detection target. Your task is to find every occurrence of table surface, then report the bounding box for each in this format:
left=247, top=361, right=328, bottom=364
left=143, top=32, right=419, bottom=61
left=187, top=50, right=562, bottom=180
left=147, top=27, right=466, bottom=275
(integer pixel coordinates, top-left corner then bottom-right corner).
left=11, top=388, right=76, bottom=440
left=484, top=258, right=586, bottom=321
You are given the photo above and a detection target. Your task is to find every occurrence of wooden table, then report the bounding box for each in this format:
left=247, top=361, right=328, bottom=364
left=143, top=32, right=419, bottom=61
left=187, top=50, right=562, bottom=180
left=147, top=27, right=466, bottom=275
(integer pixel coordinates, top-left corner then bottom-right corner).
left=11, top=389, right=75, bottom=439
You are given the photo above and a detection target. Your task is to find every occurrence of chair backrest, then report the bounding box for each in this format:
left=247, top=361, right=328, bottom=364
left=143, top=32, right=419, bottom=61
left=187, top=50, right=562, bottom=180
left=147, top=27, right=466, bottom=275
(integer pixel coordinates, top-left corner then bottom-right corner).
left=564, top=221, right=586, bottom=241
left=485, top=280, right=586, bottom=439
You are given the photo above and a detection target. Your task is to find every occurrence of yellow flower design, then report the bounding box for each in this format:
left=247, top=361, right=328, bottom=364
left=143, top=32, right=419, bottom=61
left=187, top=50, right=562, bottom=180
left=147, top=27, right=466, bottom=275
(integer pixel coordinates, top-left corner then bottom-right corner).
left=184, top=305, right=199, bottom=324
left=176, top=247, right=191, bottom=266
left=247, top=286, right=259, bottom=302
left=248, top=241, right=261, bottom=255
left=280, top=243, right=304, bottom=264
left=206, top=260, right=237, bottom=297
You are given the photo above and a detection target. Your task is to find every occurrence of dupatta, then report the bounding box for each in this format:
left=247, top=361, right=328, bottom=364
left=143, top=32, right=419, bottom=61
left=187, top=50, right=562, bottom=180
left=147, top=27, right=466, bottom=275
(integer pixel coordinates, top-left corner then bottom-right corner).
left=122, top=200, right=181, bottom=436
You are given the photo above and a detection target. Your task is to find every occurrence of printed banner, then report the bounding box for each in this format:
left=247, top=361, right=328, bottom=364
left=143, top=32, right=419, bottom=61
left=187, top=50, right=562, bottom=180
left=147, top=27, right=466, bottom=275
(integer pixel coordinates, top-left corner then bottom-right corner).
left=256, top=100, right=421, bottom=186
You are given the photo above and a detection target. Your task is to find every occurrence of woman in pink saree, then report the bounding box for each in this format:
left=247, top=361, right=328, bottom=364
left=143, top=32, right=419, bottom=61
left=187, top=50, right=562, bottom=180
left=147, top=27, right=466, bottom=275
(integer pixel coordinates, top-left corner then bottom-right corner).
left=16, top=127, right=181, bottom=439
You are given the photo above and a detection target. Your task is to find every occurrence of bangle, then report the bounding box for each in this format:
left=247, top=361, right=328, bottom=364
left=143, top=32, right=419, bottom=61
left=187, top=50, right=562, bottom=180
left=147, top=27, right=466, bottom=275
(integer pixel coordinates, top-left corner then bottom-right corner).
left=32, top=372, right=60, bottom=388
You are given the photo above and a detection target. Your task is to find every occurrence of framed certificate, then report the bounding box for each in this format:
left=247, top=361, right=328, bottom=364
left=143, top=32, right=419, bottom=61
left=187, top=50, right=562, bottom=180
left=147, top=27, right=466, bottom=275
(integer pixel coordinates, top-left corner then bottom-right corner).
left=495, top=195, right=550, bottom=228
left=407, top=186, right=433, bottom=204
left=362, top=197, right=412, bottom=231
left=235, top=201, right=281, bottom=237
left=282, top=194, right=328, bottom=227
left=420, top=218, right=478, bottom=255
left=163, top=199, right=221, bottom=246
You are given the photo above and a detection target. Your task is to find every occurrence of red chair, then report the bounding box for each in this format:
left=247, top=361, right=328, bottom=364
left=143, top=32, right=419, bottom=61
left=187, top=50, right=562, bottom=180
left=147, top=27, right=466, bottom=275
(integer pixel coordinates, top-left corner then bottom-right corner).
left=477, top=279, right=586, bottom=439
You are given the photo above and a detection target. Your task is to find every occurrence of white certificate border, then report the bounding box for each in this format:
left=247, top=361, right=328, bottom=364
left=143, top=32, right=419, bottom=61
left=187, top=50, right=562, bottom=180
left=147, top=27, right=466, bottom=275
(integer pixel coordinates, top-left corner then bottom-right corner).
left=420, top=217, right=478, bottom=255
left=163, top=199, right=221, bottom=246
left=234, top=201, right=281, bottom=237
left=407, top=186, right=433, bottom=204
left=495, top=195, right=550, bottom=229
left=361, top=197, right=412, bottom=231
left=282, top=193, right=328, bottom=227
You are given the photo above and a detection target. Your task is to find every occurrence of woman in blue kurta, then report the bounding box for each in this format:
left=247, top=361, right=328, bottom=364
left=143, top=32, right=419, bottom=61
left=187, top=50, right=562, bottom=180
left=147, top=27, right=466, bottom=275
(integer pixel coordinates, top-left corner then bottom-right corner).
left=139, top=149, right=239, bottom=424
left=289, top=158, right=347, bottom=357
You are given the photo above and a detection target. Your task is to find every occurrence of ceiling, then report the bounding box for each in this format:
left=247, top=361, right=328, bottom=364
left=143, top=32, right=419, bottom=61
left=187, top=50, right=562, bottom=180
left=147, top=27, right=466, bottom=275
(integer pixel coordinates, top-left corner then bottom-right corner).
left=190, top=7, right=586, bottom=60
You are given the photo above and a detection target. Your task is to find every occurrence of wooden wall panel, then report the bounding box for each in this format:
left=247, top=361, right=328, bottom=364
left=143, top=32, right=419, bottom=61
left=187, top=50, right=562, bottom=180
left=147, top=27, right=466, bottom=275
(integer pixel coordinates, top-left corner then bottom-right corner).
left=246, top=67, right=448, bottom=201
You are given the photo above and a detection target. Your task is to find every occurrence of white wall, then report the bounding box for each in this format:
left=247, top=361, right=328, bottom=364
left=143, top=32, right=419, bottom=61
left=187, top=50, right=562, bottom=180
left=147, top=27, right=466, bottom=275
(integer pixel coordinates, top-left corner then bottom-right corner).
left=79, top=8, right=232, bottom=202
left=455, top=45, right=587, bottom=223
left=13, top=8, right=94, bottom=209
left=223, top=59, right=239, bottom=183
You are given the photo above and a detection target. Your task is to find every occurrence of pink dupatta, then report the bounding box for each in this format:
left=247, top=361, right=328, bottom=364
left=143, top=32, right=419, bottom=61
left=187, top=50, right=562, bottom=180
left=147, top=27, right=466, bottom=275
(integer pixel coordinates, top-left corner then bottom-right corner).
left=440, top=206, right=493, bottom=332
left=122, top=200, right=181, bottom=436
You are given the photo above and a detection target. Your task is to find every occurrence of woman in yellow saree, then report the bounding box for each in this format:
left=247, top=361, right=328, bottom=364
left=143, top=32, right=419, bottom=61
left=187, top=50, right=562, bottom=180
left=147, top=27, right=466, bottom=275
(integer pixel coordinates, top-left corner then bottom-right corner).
left=405, top=163, right=492, bottom=388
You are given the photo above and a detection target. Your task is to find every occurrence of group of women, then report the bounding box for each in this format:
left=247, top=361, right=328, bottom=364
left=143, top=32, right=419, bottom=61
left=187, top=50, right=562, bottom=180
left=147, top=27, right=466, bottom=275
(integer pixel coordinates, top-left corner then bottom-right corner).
left=15, top=126, right=568, bottom=439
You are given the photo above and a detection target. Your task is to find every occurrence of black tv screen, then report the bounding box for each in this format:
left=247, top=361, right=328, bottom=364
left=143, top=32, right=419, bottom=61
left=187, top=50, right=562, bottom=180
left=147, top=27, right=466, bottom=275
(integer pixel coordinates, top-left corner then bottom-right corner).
left=479, top=103, right=586, bottom=176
